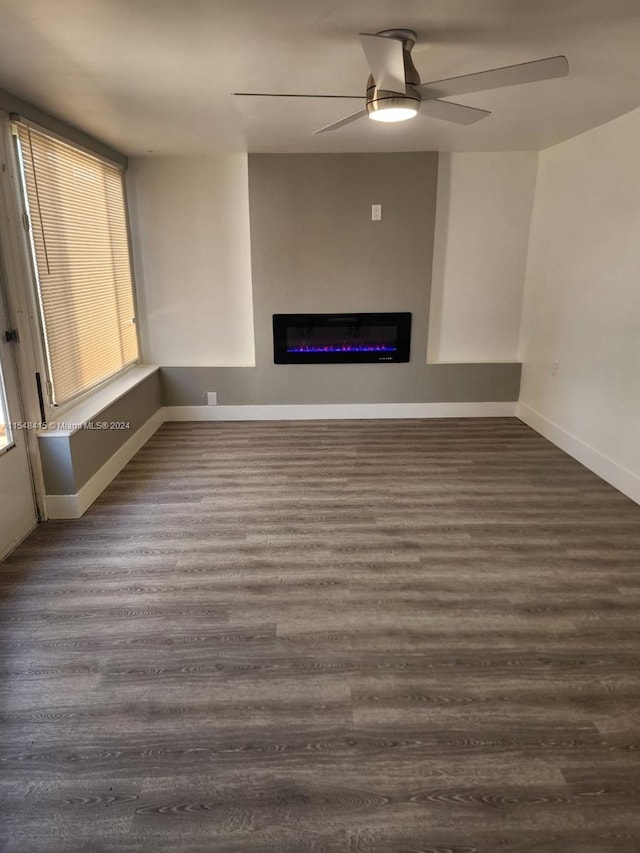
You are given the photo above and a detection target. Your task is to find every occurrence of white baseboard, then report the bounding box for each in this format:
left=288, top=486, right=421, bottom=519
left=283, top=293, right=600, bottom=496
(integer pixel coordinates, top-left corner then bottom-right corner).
left=517, top=402, right=640, bottom=506
left=163, top=401, right=517, bottom=421
left=45, top=409, right=165, bottom=519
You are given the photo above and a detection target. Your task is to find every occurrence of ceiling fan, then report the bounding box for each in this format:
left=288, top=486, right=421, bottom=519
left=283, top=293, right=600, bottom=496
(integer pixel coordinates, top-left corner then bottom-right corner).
left=234, top=29, right=569, bottom=134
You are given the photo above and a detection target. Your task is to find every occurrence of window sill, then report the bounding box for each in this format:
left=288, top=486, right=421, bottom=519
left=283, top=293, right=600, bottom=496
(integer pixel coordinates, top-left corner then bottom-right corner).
left=37, top=365, right=159, bottom=438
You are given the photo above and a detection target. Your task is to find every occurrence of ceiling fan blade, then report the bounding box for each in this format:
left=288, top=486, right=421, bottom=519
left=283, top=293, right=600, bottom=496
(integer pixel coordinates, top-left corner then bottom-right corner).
left=420, top=99, right=491, bottom=125
left=359, top=33, right=406, bottom=93
left=313, top=109, right=368, bottom=135
left=233, top=92, right=362, bottom=99
left=418, top=55, right=569, bottom=100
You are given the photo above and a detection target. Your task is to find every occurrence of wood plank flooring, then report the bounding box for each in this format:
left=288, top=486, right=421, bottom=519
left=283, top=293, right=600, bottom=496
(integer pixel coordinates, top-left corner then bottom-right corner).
left=1, top=418, right=640, bottom=852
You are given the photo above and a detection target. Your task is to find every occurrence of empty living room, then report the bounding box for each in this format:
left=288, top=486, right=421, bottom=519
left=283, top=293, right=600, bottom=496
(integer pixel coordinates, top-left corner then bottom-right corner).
left=0, top=1, right=639, bottom=851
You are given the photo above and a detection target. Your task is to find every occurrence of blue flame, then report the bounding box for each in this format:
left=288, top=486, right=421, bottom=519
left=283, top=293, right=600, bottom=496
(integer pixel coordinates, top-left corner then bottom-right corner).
left=287, top=343, right=397, bottom=353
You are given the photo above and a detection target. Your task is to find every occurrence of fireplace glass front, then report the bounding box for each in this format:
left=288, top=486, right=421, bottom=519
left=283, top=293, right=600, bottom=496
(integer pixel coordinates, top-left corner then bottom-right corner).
left=273, top=313, right=411, bottom=364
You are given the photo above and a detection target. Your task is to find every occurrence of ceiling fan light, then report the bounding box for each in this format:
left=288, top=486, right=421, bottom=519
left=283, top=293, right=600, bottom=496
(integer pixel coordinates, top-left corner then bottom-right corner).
left=369, top=106, right=418, bottom=123
left=366, top=92, right=420, bottom=123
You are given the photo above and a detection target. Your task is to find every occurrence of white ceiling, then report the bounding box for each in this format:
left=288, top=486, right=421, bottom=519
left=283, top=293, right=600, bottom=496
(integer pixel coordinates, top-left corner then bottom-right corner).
left=0, top=0, right=639, bottom=156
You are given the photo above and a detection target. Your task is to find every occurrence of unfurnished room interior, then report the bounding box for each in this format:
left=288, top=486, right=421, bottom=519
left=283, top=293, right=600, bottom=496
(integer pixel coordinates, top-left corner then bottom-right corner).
left=0, top=1, right=639, bottom=851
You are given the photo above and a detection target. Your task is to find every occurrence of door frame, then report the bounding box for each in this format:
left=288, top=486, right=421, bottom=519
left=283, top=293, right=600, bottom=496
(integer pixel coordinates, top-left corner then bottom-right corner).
left=0, top=111, right=48, bottom=520
left=0, top=271, right=39, bottom=557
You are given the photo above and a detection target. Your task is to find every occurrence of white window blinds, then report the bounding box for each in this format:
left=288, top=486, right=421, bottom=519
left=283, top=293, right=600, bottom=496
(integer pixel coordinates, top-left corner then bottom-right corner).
left=15, top=123, right=139, bottom=406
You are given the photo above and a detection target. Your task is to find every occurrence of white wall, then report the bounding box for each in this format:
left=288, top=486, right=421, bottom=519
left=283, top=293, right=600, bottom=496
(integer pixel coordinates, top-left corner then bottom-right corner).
left=428, top=152, right=538, bottom=363
left=127, top=155, right=255, bottom=366
left=519, top=108, right=640, bottom=503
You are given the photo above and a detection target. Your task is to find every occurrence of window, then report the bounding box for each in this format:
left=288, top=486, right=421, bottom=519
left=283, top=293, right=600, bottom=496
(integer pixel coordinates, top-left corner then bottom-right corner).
left=14, top=123, right=139, bottom=407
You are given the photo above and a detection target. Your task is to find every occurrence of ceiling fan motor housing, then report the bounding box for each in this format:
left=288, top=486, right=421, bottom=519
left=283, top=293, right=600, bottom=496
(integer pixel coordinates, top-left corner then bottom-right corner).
left=366, top=29, right=421, bottom=117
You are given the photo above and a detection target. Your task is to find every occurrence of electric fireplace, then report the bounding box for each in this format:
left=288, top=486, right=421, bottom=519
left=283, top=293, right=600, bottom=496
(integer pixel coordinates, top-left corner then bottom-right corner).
left=273, top=313, right=411, bottom=364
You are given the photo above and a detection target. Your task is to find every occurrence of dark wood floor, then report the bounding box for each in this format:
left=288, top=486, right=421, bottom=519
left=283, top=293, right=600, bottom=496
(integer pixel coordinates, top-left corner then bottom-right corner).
left=1, top=418, right=640, bottom=852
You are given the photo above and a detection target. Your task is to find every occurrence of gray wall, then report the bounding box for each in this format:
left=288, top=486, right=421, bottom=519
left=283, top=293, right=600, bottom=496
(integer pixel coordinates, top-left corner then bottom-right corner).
left=251, top=152, right=436, bottom=375
left=39, top=370, right=161, bottom=495
left=161, top=363, right=520, bottom=406
left=162, top=152, right=520, bottom=406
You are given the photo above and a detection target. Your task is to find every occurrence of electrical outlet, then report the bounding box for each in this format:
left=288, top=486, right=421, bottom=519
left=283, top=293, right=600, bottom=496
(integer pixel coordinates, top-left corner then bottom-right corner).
left=551, top=362, right=559, bottom=377
left=371, top=203, right=382, bottom=221
left=207, top=391, right=218, bottom=405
